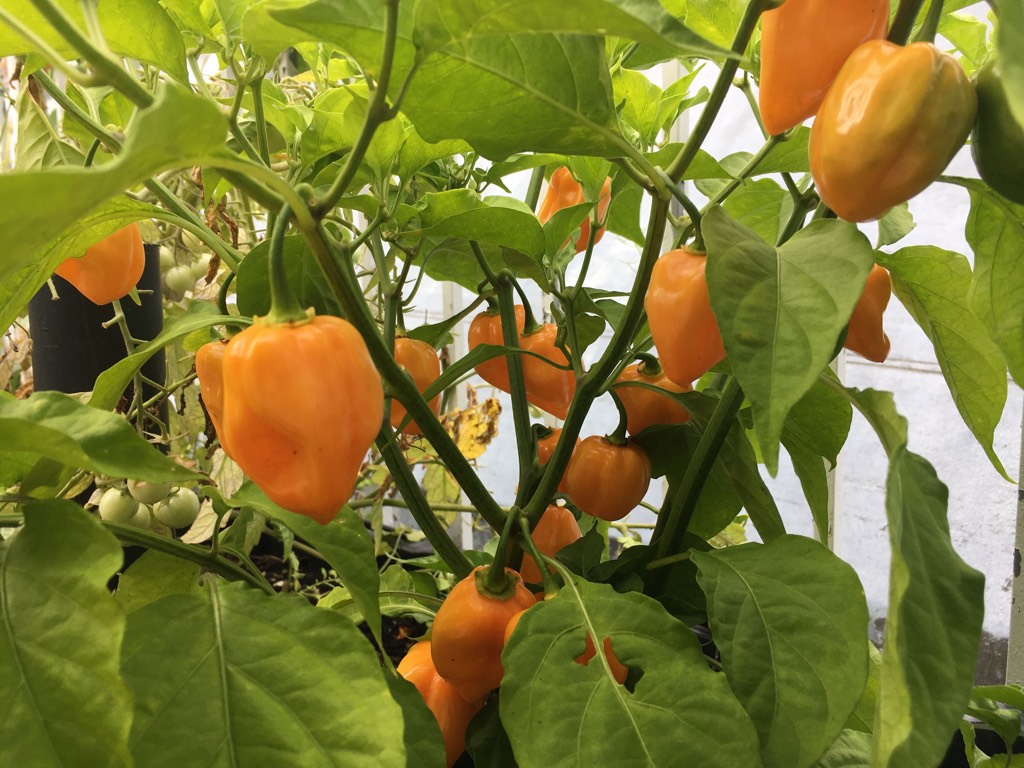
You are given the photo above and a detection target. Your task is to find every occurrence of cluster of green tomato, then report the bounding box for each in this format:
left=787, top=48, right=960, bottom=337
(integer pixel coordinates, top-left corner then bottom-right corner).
left=97, top=479, right=201, bottom=529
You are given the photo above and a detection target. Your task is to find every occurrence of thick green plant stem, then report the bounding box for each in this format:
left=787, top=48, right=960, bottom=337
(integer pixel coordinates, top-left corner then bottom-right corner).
left=650, top=378, right=745, bottom=563
left=298, top=220, right=508, bottom=532
left=889, top=0, right=929, bottom=43
left=667, top=0, right=769, bottom=182
left=105, top=521, right=276, bottom=594
left=914, top=0, right=944, bottom=43
left=265, top=205, right=308, bottom=324
left=375, top=431, right=473, bottom=579
left=484, top=506, right=522, bottom=594
left=28, top=0, right=153, bottom=107
left=521, top=196, right=671, bottom=525
left=312, top=0, right=400, bottom=217
left=518, top=516, right=561, bottom=597
left=495, top=276, right=536, bottom=508
left=525, top=166, right=546, bottom=211
left=700, top=134, right=784, bottom=212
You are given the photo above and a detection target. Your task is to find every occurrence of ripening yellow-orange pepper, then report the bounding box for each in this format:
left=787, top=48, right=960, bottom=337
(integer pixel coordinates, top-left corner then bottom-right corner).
left=809, top=40, right=977, bottom=222
left=215, top=314, right=383, bottom=523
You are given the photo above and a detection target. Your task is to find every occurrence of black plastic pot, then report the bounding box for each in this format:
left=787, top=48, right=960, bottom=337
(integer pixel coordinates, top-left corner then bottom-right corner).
left=28, top=242, right=164, bottom=401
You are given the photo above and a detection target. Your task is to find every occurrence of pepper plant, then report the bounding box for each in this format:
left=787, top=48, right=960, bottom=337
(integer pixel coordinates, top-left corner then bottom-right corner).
left=0, top=0, right=1022, bottom=766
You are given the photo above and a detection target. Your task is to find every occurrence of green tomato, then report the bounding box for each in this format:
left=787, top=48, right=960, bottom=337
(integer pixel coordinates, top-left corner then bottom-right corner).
left=126, top=504, right=152, bottom=529
left=153, top=488, right=201, bottom=528
left=180, top=229, right=205, bottom=252
left=98, top=487, right=140, bottom=523
left=158, top=246, right=174, bottom=272
left=191, top=253, right=213, bottom=280
left=127, top=479, right=172, bottom=505
left=165, top=264, right=196, bottom=294
left=972, top=61, right=1024, bottom=205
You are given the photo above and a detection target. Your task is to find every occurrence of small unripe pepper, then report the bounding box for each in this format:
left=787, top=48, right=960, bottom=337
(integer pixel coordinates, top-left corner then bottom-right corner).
left=758, top=0, right=888, bottom=135
left=431, top=566, right=535, bottom=703
left=809, top=40, right=977, bottom=222
left=391, top=336, right=442, bottom=435
left=844, top=264, right=891, bottom=363
left=397, top=641, right=485, bottom=767
left=565, top=436, right=652, bottom=522
left=519, top=505, right=581, bottom=585
left=614, top=358, right=691, bottom=436
left=971, top=60, right=1024, bottom=205
left=645, top=247, right=725, bottom=387
left=54, top=223, right=145, bottom=305
left=537, top=167, right=612, bottom=253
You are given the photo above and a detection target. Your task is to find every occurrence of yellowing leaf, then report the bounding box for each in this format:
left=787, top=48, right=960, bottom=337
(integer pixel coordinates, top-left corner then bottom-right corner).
left=442, top=397, right=501, bottom=459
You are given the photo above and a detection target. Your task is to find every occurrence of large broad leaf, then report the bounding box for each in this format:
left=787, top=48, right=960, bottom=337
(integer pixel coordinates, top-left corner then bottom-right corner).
left=121, top=581, right=409, bottom=766
left=684, top=0, right=748, bottom=50
left=500, top=576, right=763, bottom=767
left=250, top=1, right=621, bottom=157
left=299, top=85, right=406, bottom=175
left=0, top=391, right=197, bottom=484
left=0, top=0, right=187, bottom=80
left=407, top=190, right=546, bottom=257
left=872, top=448, right=985, bottom=768
left=812, top=730, right=872, bottom=768
left=401, top=33, right=620, bottom=157
left=385, top=675, right=447, bottom=768
left=781, top=371, right=852, bottom=540
left=965, top=186, right=1024, bottom=387
left=412, top=0, right=724, bottom=58
left=693, top=536, right=869, bottom=768
left=0, top=84, right=228, bottom=333
left=720, top=421, right=786, bottom=542
left=879, top=246, right=1009, bottom=480
left=235, top=235, right=342, bottom=320
left=703, top=207, right=875, bottom=474
left=832, top=386, right=985, bottom=768
left=0, top=501, right=131, bottom=767
left=225, top=483, right=383, bottom=649
left=114, top=549, right=203, bottom=615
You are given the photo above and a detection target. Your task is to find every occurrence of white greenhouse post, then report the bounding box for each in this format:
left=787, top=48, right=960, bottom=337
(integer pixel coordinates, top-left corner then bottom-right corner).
left=1005, top=393, right=1024, bottom=684
left=443, top=280, right=475, bottom=550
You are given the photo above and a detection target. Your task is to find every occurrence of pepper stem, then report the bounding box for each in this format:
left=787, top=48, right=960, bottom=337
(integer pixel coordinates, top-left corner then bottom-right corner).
left=265, top=204, right=310, bottom=324
left=481, top=506, right=523, bottom=597
left=606, top=390, right=629, bottom=445
left=518, top=515, right=561, bottom=598
left=633, top=351, right=662, bottom=376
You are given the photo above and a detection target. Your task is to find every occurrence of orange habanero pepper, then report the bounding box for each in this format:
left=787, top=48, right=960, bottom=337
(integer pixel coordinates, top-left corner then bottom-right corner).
left=520, top=323, right=575, bottom=419
left=54, top=223, right=145, bottom=305
left=519, top=505, right=582, bottom=585
left=398, top=641, right=485, bottom=768
left=758, top=0, right=888, bottom=136
left=537, top=167, right=612, bottom=254
left=565, top=436, right=652, bottom=522
left=844, top=264, right=892, bottom=363
left=537, top=427, right=579, bottom=493
left=195, top=340, right=230, bottom=454
left=468, top=305, right=526, bottom=393
left=645, top=248, right=725, bottom=387
left=431, top=566, right=535, bottom=703
left=809, top=40, right=977, bottom=222
left=219, top=314, right=383, bottom=524
left=614, top=358, right=691, bottom=436
left=391, top=336, right=442, bottom=436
